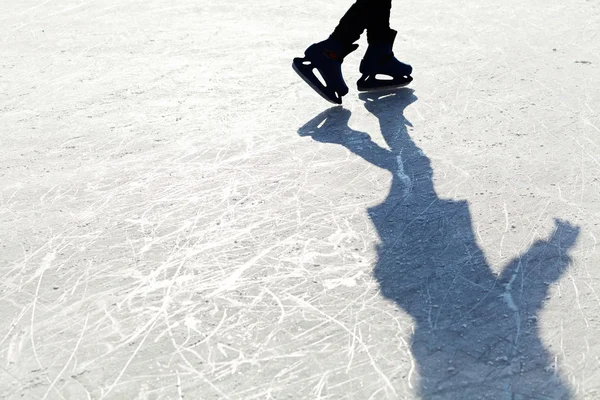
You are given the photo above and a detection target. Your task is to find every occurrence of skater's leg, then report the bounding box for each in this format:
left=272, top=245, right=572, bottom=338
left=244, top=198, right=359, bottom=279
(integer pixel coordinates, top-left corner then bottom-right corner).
left=359, top=1, right=413, bottom=91
left=293, top=0, right=398, bottom=103
left=330, top=0, right=369, bottom=47
left=292, top=1, right=371, bottom=103
left=331, top=0, right=392, bottom=46
left=365, top=0, right=392, bottom=43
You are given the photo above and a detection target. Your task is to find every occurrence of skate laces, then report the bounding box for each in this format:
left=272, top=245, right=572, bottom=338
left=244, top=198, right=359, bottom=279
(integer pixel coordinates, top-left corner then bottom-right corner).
left=323, top=49, right=342, bottom=61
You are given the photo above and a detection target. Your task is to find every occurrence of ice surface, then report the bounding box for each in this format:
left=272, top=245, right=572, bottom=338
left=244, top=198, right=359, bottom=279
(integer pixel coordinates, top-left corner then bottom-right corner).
left=1, top=0, right=599, bottom=399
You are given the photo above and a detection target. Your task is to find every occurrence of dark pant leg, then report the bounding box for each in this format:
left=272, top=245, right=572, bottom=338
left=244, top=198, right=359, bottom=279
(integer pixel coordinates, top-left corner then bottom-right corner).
left=366, top=0, right=392, bottom=43
left=331, top=0, right=392, bottom=46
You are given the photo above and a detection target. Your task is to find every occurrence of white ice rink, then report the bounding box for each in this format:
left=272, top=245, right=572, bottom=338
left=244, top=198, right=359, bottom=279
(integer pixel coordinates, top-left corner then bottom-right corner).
left=1, top=0, right=599, bottom=398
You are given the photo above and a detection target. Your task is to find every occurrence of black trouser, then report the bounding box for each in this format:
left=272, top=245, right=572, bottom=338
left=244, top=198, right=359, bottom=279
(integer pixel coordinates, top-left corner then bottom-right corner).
left=331, top=0, right=392, bottom=46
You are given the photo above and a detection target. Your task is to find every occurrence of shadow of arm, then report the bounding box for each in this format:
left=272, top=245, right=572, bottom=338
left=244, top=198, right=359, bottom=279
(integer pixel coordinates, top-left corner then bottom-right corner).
left=499, top=219, right=580, bottom=312
left=298, top=107, right=394, bottom=171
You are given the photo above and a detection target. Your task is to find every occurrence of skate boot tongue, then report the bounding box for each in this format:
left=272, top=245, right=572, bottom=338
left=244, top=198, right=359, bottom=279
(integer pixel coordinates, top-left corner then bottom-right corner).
left=323, top=39, right=359, bottom=62
left=324, top=49, right=343, bottom=61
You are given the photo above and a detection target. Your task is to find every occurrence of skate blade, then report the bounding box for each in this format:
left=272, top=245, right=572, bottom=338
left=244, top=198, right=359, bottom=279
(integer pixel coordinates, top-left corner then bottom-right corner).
left=357, top=75, right=413, bottom=93
left=292, top=59, right=342, bottom=105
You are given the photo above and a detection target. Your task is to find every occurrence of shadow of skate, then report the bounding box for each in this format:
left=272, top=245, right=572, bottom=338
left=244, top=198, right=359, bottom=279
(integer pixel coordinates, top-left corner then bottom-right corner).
left=298, top=89, right=579, bottom=399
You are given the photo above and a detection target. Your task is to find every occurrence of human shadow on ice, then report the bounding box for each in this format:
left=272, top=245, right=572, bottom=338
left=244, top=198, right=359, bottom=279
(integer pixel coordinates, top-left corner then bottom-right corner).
left=298, top=89, right=579, bottom=399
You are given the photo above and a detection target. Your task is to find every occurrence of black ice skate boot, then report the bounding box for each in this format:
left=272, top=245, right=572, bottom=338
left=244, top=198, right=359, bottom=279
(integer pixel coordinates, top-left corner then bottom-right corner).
left=357, top=29, right=413, bottom=92
left=293, top=37, right=358, bottom=104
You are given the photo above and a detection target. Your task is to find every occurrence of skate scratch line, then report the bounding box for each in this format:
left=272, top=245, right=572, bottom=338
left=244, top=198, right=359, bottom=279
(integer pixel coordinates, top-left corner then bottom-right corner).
left=42, top=313, right=89, bottom=400
left=291, top=295, right=397, bottom=396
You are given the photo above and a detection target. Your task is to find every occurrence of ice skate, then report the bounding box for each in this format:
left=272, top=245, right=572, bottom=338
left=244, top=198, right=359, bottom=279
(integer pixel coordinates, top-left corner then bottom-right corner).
left=293, top=37, right=358, bottom=104
left=357, top=29, right=413, bottom=92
